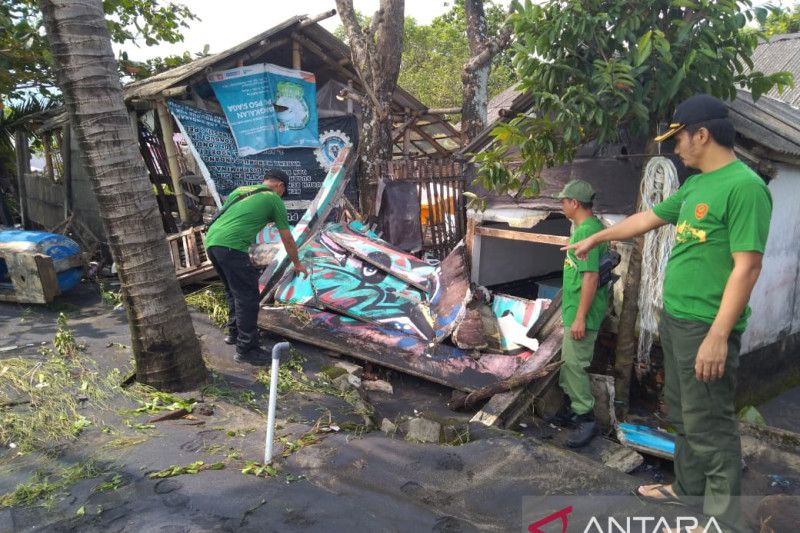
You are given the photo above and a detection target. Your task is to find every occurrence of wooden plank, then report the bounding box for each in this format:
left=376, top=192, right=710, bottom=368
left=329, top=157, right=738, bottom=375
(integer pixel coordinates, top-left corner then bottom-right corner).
left=185, top=230, right=201, bottom=267
left=0, top=253, right=60, bottom=304
left=475, top=226, right=570, bottom=246
left=471, top=321, right=564, bottom=427
left=52, top=254, right=83, bottom=271
left=258, top=306, right=530, bottom=392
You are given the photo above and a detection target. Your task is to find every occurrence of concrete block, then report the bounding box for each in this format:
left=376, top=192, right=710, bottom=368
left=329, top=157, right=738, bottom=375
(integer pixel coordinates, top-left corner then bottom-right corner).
left=332, top=373, right=361, bottom=391
left=601, top=446, right=644, bottom=473
left=380, top=418, right=397, bottom=435
left=363, top=379, right=393, bottom=394
left=334, top=361, right=363, bottom=378
left=405, top=418, right=442, bottom=444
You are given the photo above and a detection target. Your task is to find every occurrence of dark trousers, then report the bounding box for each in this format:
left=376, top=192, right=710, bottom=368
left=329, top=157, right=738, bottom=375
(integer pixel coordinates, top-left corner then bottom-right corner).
left=660, top=311, right=744, bottom=532
left=207, top=246, right=261, bottom=351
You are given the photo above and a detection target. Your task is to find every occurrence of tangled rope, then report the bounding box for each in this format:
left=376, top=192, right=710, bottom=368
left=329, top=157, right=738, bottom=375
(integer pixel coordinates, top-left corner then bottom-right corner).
left=636, top=156, right=679, bottom=377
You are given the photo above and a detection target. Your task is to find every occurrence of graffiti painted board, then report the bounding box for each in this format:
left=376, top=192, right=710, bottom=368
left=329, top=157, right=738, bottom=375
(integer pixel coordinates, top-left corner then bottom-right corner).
left=259, top=146, right=354, bottom=299
left=273, top=231, right=433, bottom=339
left=491, top=294, right=550, bottom=352
left=427, top=241, right=472, bottom=341
left=324, top=223, right=436, bottom=292
left=258, top=306, right=532, bottom=392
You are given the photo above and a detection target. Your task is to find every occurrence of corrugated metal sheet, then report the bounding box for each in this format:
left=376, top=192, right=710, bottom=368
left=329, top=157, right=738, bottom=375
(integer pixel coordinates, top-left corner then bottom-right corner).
left=728, top=89, right=800, bottom=158
left=746, top=33, right=800, bottom=108
left=123, top=16, right=304, bottom=101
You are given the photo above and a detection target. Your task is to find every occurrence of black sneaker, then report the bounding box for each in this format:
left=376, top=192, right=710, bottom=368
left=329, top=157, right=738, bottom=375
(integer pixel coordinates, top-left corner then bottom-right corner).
left=551, top=405, right=579, bottom=428
left=566, top=412, right=597, bottom=448
left=235, top=345, right=269, bottom=364
left=224, top=334, right=237, bottom=345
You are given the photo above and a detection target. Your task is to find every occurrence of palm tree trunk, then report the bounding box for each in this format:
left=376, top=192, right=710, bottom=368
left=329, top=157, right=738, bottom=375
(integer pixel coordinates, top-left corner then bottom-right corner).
left=39, top=0, right=206, bottom=391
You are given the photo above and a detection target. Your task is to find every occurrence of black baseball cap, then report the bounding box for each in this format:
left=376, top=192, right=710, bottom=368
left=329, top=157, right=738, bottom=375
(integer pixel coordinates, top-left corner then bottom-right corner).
left=654, top=94, right=729, bottom=142
left=263, top=169, right=289, bottom=187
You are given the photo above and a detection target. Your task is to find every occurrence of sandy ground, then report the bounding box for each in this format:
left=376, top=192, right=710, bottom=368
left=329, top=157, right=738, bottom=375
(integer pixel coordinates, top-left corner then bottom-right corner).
left=1, top=281, right=799, bottom=532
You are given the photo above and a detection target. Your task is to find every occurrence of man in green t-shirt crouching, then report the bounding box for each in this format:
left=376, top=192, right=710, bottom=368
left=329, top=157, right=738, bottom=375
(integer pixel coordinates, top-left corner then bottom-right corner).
left=205, top=169, right=308, bottom=362
left=564, top=94, right=772, bottom=533
left=557, top=179, right=608, bottom=448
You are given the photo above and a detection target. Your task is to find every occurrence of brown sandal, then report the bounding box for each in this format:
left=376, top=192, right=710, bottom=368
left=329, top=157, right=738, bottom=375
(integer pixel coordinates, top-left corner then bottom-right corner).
left=634, top=484, right=685, bottom=506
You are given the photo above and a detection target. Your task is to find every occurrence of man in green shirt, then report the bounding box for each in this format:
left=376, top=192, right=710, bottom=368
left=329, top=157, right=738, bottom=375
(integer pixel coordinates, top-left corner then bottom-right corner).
left=206, top=169, right=308, bottom=362
left=565, top=94, right=772, bottom=532
left=557, top=179, right=608, bottom=448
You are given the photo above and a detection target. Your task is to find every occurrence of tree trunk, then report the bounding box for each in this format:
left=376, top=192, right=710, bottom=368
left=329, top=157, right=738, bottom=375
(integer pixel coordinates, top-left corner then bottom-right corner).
left=39, top=0, right=206, bottom=391
left=461, top=0, right=491, bottom=145
left=613, top=139, right=657, bottom=419
left=335, top=0, right=405, bottom=215
left=613, top=234, right=642, bottom=419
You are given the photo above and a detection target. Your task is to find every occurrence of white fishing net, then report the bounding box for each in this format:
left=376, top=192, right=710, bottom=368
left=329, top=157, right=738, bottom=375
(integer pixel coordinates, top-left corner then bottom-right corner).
left=636, top=156, right=679, bottom=377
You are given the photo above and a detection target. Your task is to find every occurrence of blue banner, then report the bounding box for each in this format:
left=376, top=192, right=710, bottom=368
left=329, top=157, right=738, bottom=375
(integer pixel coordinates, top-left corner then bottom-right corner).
left=207, top=64, right=278, bottom=156
left=167, top=99, right=357, bottom=224
left=266, top=64, right=320, bottom=149
left=208, top=64, right=319, bottom=155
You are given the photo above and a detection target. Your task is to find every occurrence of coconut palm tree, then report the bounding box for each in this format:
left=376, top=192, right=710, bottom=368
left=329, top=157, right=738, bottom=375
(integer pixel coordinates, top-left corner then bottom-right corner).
left=39, top=0, right=206, bottom=391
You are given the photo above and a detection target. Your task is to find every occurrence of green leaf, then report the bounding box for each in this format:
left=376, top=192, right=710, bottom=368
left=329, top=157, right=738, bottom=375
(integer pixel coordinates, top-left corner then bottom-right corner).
left=634, top=30, right=653, bottom=67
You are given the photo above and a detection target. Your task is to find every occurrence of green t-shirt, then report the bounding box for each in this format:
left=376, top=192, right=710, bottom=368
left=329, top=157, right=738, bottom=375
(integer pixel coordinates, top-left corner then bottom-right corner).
left=652, top=160, right=772, bottom=332
left=205, top=185, right=290, bottom=253
left=562, top=216, right=609, bottom=329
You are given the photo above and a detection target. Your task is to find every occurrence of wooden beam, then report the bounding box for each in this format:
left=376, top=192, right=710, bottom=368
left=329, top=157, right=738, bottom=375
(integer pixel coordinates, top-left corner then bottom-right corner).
left=292, top=39, right=301, bottom=69
left=471, top=322, right=564, bottom=427
left=161, top=85, right=188, bottom=98
left=475, top=226, right=570, bottom=246
left=299, top=9, right=337, bottom=28
left=410, top=124, right=450, bottom=156
left=292, top=33, right=355, bottom=82
left=156, top=100, right=189, bottom=224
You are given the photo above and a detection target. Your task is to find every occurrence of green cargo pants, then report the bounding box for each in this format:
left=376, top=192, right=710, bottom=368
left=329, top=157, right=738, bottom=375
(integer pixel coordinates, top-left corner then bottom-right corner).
left=559, top=330, right=599, bottom=416
left=660, top=312, right=744, bottom=533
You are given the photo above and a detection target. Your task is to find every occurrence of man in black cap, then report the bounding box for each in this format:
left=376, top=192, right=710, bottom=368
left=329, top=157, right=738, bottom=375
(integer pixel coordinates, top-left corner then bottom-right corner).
left=206, top=169, right=308, bottom=362
left=564, top=94, right=772, bottom=532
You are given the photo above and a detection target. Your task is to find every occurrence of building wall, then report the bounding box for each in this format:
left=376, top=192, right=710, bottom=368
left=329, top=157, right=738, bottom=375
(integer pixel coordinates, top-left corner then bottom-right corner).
left=741, top=163, right=800, bottom=353
left=22, top=128, right=106, bottom=241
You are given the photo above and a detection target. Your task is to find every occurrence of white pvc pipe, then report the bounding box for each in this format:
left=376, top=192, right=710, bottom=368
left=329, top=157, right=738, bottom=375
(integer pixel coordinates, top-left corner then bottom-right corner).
left=264, top=342, right=290, bottom=464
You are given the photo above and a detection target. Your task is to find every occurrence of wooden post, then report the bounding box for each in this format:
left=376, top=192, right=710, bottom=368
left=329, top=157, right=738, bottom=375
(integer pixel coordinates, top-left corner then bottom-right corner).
left=347, top=79, right=354, bottom=114
left=61, top=124, right=72, bottom=219
left=14, top=130, right=29, bottom=228
left=156, top=100, right=189, bottom=225
left=403, top=107, right=411, bottom=159
left=292, top=39, right=301, bottom=69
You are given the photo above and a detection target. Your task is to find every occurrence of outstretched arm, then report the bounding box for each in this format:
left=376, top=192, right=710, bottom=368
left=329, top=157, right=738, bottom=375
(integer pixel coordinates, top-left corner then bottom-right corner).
left=561, top=210, right=669, bottom=259
left=278, top=229, right=309, bottom=278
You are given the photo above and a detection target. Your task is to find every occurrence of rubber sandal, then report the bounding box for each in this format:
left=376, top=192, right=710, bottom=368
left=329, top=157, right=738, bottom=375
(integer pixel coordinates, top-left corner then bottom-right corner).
left=634, top=484, right=685, bottom=507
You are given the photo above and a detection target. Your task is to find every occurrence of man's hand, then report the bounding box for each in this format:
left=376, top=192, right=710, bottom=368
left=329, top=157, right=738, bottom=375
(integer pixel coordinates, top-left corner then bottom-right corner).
left=561, top=235, right=597, bottom=261
left=293, top=262, right=309, bottom=279
left=571, top=316, right=586, bottom=341
left=695, top=332, right=728, bottom=382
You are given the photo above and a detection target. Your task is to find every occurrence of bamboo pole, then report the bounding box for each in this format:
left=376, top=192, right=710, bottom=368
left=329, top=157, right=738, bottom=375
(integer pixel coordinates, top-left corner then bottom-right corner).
left=292, top=39, right=301, bottom=69
left=14, top=130, right=29, bottom=228
left=156, top=100, right=189, bottom=224
left=61, top=124, right=72, bottom=219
